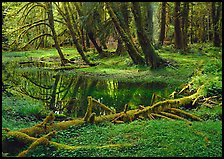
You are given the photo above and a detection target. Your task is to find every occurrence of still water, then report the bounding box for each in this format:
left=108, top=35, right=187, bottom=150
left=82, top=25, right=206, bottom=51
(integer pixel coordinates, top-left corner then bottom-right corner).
left=2, top=61, right=171, bottom=118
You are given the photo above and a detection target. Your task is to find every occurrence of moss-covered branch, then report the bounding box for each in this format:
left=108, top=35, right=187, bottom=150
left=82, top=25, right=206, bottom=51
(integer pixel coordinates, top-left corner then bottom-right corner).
left=3, top=130, right=132, bottom=157
left=20, top=33, right=52, bottom=49
left=13, top=86, right=203, bottom=137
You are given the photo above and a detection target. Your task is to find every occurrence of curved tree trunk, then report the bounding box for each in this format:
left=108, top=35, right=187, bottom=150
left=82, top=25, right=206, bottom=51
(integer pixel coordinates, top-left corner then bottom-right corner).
left=106, top=2, right=145, bottom=65
left=115, top=37, right=126, bottom=55
left=46, top=2, right=67, bottom=66
left=87, top=31, right=106, bottom=57
left=131, top=2, right=164, bottom=68
left=61, top=3, right=95, bottom=66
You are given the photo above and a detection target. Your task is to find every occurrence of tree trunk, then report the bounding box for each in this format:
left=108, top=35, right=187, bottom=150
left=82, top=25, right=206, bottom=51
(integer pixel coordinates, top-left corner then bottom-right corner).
left=115, top=37, right=125, bottom=55
left=86, top=32, right=90, bottom=48
left=144, top=2, right=154, bottom=42
left=189, top=3, right=194, bottom=44
left=211, top=2, right=221, bottom=47
left=87, top=31, right=106, bottom=57
left=81, top=28, right=87, bottom=52
left=182, top=2, right=189, bottom=49
left=131, top=2, right=164, bottom=68
left=46, top=2, right=67, bottom=66
left=106, top=2, right=145, bottom=65
left=61, top=3, right=94, bottom=66
left=174, top=2, right=184, bottom=49
left=159, top=2, right=166, bottom=45
left=49, top=74, right=60, bottom=111
left=6, top=85, right=204, bottom=139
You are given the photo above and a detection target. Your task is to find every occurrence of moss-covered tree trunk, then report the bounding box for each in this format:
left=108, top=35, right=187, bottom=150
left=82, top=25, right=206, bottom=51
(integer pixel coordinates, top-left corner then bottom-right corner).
left=144, top=2, right=154, bottom=42
left=46, top=2, right=67, bottom=66
left=106, top=2, right=145, bottom=65
left=87, top=31, right=106, bottom=57
left=61, top=3, right=95, bottom=66
left=131, top=2, right=164, bottom=68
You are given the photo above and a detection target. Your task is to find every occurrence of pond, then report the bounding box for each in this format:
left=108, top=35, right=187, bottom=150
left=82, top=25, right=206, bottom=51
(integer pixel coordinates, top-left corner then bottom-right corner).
left=2, top=61, right=172, bottom=118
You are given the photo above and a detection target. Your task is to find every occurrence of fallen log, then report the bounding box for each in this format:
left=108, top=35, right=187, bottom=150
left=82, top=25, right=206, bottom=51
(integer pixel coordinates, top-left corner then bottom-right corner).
left=2, top=85, right=204, bottom=156
left=12, top=85, right=204, bottom=138
left=2, top=130, right=132, bottom=157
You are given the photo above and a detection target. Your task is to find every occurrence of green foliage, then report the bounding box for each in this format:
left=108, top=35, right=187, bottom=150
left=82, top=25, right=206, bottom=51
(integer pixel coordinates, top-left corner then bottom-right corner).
left=2, top=95, right=44, bottom=117
left=193, top=106, right=222, bottom=121
left=203, top=59, right=222, bottom=76
left=2, top=95, right=44, bottom=130
left=26, top=120, right=222, bottom=157
left=191, top=59, right=222, bottom=97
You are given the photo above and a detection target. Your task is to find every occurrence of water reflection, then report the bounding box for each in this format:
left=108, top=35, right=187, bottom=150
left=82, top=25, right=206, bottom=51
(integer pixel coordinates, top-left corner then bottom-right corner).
left=2, top=61, right=170, bottom=118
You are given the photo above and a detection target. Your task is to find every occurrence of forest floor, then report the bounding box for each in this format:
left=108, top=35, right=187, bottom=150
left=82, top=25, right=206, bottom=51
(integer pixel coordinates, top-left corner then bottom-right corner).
left=2, top=43, right=222, bottom=157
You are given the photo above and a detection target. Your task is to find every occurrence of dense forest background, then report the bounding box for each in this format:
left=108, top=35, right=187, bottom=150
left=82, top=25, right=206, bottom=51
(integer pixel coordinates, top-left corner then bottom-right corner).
left=2, top=2, right=222, bottom=68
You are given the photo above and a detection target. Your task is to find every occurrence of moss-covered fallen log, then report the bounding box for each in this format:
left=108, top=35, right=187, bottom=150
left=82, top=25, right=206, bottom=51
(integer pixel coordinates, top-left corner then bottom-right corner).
left=2, top=85, right=205, bottom=156
left=12, top=85, right=204, bottom=138
left=2, top=130, right=133, bottom=157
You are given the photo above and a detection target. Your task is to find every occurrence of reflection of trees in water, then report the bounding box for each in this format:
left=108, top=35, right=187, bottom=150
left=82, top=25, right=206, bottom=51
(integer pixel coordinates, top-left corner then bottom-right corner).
left=3, top=62, right=169, bottom=118
left=3, top=62, right=101, bottom=117
left=19, top=71, right=99, bottom=117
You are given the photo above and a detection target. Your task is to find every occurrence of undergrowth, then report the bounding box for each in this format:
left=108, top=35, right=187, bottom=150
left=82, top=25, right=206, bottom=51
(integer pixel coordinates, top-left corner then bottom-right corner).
left=2, top=43, right=222, bottom=157
left=26, top=120, right=222, bottom=157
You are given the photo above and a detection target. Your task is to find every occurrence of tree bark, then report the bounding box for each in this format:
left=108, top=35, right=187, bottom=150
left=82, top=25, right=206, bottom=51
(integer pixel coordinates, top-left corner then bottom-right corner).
left=106, top=2, right=145, bottom=65
left=211, top=2, right=221, bottom=47
left=174, top=2, right=184, bottom=49
left=61, top=3, right=94, bottom=66
left=46, top=2, right=67, bottom=66
left=182, top=2, right=189, bottom=49
left=131, top=2, right=164, bottom=68
left=86, top=32, right=90, bottom=48
left=144, top=2, right=154, bottom=42
left=74, top=2, right=106, bottom=57
left=115, top=37, right=125, bottom=55
left=87, top=31, right=106, bottom=57
left=159, top=2, right=166, bottom=45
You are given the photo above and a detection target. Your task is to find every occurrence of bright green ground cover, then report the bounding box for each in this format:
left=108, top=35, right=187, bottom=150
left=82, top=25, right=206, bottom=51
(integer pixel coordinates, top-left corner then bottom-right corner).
left=2, top=43, right=222, bottom=157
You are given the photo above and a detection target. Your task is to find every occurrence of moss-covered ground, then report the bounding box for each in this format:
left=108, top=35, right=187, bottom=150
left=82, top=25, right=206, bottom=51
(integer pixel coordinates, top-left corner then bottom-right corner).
left=2, top=43, right=222, bottom=157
